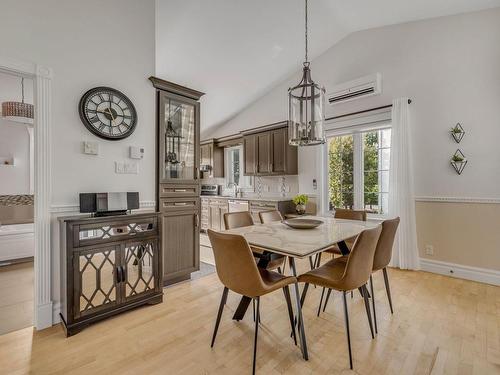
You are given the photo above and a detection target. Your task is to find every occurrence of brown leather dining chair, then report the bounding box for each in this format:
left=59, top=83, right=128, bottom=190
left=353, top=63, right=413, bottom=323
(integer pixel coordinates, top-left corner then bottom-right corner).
left=207, top=229, right=300, bottom=375
left=298, top=225, right=382, bottom=370
left=258, top=210, right=287, bottom=273
left=224, top=211, right=285, bottom=274
left=317, top=208, right=367, bottom=314
left=368, top=217, right=400, bottom=334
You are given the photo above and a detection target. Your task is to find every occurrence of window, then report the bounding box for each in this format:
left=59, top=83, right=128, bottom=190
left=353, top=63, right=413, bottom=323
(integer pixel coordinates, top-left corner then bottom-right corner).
left=327, top=127, right=391, bottom=215
left=225, top=145, right=252, bottom=190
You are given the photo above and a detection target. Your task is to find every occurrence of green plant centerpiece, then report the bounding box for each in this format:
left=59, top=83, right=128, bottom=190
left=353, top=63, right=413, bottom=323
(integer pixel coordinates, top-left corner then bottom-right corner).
left=293, top=194, right=308, bottom=215
left=451, top=154, right=465, bottom=162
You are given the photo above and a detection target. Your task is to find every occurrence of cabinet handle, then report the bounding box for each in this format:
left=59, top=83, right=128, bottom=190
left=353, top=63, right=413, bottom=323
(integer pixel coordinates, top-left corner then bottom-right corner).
left=173, top=189, right=188, bottom=192
left=120, top=266, right=126, bottom=283
left=173, top=202, right=188, bottom=206
left=116, top=266, right=123, bottom=284
left=195, top=213, right=199, bottom=227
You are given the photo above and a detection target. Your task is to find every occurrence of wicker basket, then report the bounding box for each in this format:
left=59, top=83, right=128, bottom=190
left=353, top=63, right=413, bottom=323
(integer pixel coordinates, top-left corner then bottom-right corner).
left=1, top=101, right=34, bottom=119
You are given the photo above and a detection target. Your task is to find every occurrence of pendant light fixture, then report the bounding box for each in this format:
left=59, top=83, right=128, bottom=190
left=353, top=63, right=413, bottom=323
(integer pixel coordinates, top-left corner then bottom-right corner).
left=1, top=77, right=34, bottom=123
left=288, top=0, right=326, bottom=146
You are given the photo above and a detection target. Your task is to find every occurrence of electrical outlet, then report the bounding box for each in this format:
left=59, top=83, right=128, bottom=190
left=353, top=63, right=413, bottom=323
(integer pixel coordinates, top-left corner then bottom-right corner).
left=425, top=245, right=434, bottom=255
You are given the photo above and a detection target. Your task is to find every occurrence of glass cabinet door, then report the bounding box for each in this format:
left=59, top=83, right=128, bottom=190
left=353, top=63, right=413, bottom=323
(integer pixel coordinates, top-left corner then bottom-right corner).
left=159, top=92, right=199, bottom=182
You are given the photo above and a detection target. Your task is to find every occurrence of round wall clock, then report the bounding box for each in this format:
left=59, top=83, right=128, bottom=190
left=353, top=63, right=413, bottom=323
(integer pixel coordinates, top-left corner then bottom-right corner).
left=78, top=86, right=137, bottom=140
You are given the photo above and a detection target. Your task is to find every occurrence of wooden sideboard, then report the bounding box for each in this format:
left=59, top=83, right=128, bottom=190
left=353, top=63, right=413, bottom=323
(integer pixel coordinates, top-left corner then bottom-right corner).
left=59, top=212, right=162, bottom=336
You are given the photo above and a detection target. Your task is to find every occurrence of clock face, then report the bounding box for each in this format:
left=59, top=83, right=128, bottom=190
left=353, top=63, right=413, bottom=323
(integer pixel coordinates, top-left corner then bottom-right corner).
left=79, top=87, right=137, bottom=140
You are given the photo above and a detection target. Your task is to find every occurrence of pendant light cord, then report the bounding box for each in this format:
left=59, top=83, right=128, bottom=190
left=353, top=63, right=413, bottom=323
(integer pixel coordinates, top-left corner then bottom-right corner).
left=304, top=0, right=308, bottom=63
left=21, top=77, right=25, bottom=104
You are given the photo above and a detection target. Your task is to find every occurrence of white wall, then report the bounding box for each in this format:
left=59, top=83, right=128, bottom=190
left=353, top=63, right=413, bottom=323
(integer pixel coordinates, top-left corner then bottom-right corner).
left=206, top=8, right=500, bottom=271
left=0, top=0, right=156, bottom=317
left=0, top=0, right=156, bottom=206
left=0, top=72, right=34, bottom=195
left=209, top=8, right=500, bottom=199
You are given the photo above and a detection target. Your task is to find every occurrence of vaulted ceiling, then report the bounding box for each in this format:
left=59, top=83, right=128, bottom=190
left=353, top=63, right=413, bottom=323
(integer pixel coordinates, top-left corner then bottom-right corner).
left=156, top=0, right=500, bottom=132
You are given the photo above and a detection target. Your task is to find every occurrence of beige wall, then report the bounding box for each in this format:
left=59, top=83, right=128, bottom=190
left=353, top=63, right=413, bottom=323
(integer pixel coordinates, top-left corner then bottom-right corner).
left=416, top=201, right=500, bottom=271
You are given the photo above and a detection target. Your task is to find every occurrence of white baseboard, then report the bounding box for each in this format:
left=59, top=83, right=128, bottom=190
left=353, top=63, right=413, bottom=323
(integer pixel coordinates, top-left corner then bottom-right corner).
left=420, top=258, right=500, bottom=286
left=52, top=302, right=61, bottom=325
left=35, top=301, right=53, bottom=330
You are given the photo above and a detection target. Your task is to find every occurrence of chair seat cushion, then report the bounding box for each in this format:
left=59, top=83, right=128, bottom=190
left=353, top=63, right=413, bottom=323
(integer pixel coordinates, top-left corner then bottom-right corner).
left=256, top=269, right=297, bottom=297
left=298, top=257, right=352, bottom=291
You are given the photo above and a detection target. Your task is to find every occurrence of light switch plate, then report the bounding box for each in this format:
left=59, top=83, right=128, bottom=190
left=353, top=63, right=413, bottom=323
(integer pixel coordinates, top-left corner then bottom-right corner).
left=83, top=141, right=99, bottom=155
left=129, top=146, right=144, bottom=159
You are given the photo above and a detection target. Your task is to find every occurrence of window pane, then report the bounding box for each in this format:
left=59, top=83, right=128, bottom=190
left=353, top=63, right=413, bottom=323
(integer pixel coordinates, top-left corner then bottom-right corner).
left=328, top=135, right=354, bottom=210
left=362, top=128, right=391, bottom=215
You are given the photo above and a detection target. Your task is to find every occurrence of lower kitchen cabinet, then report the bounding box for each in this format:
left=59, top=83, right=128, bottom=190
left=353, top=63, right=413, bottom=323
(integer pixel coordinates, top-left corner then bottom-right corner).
left=201, top=198, right=229, bottom=232
left=160, top=201, right=200, bottom=285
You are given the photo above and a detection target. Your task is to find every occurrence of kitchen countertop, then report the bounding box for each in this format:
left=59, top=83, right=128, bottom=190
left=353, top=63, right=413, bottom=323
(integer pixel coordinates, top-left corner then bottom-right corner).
left=200, top=195, right=293, bottom=202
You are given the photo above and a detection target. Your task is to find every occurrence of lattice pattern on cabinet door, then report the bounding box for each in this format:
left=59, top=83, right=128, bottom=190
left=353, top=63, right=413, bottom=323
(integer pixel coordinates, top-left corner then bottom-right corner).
left=124, top=242, right=155, bottom=297
left=79, top=249, right=116, bottom=313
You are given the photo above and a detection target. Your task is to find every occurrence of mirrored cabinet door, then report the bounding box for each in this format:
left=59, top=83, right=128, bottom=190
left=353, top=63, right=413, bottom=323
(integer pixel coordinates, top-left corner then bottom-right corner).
left=159, top=92, right=199, bottom=183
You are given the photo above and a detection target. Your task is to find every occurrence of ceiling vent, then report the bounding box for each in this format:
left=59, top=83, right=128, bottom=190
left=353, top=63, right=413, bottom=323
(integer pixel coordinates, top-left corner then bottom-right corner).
left=328, top=73, right=381, bottom=105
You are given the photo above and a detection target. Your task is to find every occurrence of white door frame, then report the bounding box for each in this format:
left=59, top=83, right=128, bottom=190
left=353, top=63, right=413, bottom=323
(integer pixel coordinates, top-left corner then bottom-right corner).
left=0, top=56, right=53, bottom=330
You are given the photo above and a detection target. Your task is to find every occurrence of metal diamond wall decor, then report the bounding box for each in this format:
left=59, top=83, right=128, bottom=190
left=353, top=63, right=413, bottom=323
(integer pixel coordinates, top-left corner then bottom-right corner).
left=451, top=123, right=465, bottom=143
left=451, top=149, right=467, bottom=175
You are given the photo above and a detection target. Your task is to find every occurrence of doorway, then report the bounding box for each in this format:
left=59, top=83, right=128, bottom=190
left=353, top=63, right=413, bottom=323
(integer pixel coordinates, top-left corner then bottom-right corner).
left=0, top=70, right=35, bottom=334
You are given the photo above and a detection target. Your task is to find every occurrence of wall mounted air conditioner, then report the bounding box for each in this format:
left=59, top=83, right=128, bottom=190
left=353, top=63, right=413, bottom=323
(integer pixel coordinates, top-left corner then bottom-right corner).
left=328, top=73, right=382, bottom=105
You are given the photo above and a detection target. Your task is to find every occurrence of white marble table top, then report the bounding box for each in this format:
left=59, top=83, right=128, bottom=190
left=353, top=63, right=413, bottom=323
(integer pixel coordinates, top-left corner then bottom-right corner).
left=222, top=215, right=380, bottom=259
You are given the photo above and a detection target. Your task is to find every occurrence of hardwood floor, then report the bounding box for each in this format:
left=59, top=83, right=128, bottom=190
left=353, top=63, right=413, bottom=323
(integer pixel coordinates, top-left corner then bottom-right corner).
left=0, top=261, right=499, bottom=374
left=0, top=261, right=33, bottom=335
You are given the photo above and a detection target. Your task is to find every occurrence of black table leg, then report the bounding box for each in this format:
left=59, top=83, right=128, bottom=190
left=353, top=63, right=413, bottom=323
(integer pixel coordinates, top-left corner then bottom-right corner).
left=289, top=257, right=309, bottom=360
left=338, top=240, right=350, bottom=255
left=232, top=251, right=272, bottom=321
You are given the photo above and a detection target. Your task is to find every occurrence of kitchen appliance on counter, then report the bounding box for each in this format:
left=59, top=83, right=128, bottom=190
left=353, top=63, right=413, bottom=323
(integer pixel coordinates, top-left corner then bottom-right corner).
left=79, top=192, right=139, bottom=216
left=200, top=184, right=221, bottom=196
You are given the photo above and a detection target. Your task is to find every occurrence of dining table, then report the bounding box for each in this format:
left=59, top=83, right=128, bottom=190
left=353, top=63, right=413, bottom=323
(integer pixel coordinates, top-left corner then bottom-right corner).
left=221, top=215, right=380, bottom=360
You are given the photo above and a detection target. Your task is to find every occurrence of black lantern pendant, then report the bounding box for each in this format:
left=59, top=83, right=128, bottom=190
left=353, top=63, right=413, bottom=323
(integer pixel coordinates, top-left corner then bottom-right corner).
left=165, top=99, right=183, bottom=168
left=288, top=0, right=326, bottom=146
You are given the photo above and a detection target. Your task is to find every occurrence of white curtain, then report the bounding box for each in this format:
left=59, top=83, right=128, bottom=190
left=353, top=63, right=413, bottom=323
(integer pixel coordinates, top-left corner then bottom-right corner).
left=388, top=98, right=420, bottom=270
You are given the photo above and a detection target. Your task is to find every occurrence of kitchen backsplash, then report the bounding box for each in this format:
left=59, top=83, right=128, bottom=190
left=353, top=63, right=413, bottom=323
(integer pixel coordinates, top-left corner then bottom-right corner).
left=201, top=175, right=299, bottom=199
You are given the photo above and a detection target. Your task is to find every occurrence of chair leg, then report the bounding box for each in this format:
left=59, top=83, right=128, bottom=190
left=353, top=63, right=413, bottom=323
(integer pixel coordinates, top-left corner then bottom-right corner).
left=382, top=268, right=394, bottom=314
left=277, top=266, right=282, bottom=274
left=252, top=298, right=256, bottom=322
left=342, top=291, right=353, bottom=370
left=308, top=256, right=315, bottom=270
left=211, top=287, right=229, bottom=348
left=317, top=287, right=325, bottom=317
left=361, top=285, right=375, bottom=339
left=308, top=257, right=316, bottom=288
left=351, top=290, right=353, bottom=299
left=283, top=286, right=297, bottom=346
left=252, top=297, right=260, bottom=375
left=370, top=275, right=378, bottom=334
left=323, top=288, right=332, bottom=312
left=292, top=283, right=309, bottom=334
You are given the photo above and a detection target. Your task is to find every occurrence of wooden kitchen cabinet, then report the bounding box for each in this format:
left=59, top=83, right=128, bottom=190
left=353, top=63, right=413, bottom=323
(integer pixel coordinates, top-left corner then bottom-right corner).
left=257, top=132, right=272, bottom=174
left=200, top=139, right=224, bottom=178
left=150, top=76, right=204, bottom=286
left=243, top=122, right=298, bottom=176
left=244, top=134, right=257, bottom=175
left=160, top=207, right=200, bottom=285
left=201, top=198, right=229, bottom=232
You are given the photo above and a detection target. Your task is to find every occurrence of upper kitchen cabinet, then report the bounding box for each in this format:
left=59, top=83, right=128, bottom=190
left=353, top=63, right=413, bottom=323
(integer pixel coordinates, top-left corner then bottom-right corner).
left=150, top=77, right=204, bottom=184
left=200, top=139, right=224, bottom=178
left=242, top=122, right=298, bottom=176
